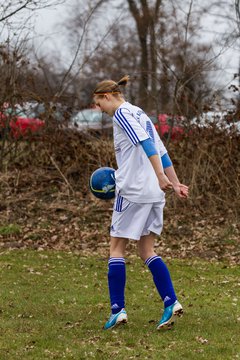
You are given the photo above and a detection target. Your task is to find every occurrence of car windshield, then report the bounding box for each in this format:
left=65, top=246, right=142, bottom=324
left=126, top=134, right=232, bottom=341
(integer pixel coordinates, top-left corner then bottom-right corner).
left=72, top=109, right=103, bottom=123
left=25, top=104, right=45, bottom=118
left=4, top=107, right=28, bottom=118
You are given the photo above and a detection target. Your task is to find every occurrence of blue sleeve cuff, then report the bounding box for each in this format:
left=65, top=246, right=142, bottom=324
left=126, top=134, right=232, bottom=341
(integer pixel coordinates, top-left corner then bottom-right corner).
left=140, top=138, right=158, bottom=157
left=161, top=152, right=173, bottom=169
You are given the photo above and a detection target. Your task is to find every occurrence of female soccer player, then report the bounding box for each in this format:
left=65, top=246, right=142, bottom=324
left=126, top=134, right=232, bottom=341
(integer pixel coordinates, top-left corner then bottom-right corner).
left=93, top=75, right=189, bottom=330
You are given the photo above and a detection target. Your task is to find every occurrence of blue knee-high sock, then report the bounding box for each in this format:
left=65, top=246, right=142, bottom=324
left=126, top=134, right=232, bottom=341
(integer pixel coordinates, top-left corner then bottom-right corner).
left=145, top=255, right=177, bottom=308
left=108, top=257, right=126, bottom=314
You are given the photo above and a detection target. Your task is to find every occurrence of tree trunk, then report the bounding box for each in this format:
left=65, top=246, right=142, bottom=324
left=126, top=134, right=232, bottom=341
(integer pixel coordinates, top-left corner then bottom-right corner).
left=127, top=0, right=150, bottom=108
left=127, top=0, right=162, bottom=110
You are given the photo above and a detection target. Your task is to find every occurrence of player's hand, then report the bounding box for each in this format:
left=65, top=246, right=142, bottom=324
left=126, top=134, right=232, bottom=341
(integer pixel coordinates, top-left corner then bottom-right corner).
left=173, top=183, right=189, bottom=199
left=158, top=174, right=173, bottom=191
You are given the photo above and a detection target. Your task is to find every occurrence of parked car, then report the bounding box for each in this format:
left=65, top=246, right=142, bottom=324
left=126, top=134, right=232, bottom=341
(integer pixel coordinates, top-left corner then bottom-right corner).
left=0, top=106, right=45, bottom=139
left=69, top=109, right=112, bottom=134
left=23, top=101, right=71, bottom=123
left=149, top=113, right=185, bottom=140
left=191, top=111, right=227, bottom=128
left=191, top=111, right=240, bottom=134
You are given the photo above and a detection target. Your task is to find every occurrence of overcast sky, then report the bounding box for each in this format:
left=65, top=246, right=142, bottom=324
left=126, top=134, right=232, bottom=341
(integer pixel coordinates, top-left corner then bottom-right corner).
left=33, top=1, right=239, bottom=80
left=2, top=0, right=239, bottom=101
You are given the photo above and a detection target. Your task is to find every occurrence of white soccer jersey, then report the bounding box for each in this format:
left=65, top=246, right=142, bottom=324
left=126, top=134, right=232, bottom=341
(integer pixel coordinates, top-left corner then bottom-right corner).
left=113, top=101, right=168, bottom=203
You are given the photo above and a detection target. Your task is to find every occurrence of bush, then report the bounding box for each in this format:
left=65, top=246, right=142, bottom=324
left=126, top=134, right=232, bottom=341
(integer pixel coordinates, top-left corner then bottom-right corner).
left=0, top=125, right=239, bottom=218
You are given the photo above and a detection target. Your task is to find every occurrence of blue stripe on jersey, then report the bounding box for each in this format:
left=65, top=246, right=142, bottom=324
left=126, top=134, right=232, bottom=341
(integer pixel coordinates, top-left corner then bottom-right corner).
left=146, top=120, right=155, bottom=142
left=115, top=109, right=140, bottom=145
left=115, top=109, right=139, bottom=144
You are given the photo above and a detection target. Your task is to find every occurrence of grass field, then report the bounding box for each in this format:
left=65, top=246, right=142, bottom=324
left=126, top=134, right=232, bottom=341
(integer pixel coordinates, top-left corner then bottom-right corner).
left=0, top=250, right=239, bottom=360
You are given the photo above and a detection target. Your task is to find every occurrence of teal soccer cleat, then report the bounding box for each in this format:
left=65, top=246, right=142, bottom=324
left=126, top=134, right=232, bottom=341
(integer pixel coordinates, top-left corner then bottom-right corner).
left=104, top=309, right=128, bottom=330
left=157, top=300, right=183, bottom=330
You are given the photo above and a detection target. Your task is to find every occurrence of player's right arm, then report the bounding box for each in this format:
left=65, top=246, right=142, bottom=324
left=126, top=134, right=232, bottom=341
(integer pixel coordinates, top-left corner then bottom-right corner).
left=155, top=137, right=188, bottom=196
left=157, top=142, right=188, bottom=198
left=140, top=138, right=172, bottom=191
left=148, top=154, right=173, bottom=191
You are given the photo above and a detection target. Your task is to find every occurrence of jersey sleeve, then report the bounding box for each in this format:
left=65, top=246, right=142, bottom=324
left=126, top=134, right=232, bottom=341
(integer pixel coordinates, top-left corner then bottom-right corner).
left=114, top=107, right=149, bottom=145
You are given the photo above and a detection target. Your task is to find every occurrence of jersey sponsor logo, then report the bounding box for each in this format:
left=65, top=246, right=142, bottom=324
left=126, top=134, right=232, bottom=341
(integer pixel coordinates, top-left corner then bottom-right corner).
left=136, top=109, right=145, bottom=120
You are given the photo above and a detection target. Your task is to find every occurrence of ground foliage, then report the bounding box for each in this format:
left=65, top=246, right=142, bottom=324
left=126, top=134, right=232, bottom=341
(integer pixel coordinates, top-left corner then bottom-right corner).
left=0, top=126, right=239, bottom=264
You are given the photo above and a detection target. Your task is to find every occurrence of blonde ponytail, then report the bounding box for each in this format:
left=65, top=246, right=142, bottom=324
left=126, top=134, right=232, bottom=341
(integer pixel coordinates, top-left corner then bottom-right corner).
left=94, top=75, right=130, bottom=95
left=117, top=75, right=130, bottom=87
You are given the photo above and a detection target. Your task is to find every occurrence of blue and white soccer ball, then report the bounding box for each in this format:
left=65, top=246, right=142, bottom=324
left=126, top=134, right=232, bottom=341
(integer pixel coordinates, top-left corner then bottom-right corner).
left=89, top=167, right=116, bottom=200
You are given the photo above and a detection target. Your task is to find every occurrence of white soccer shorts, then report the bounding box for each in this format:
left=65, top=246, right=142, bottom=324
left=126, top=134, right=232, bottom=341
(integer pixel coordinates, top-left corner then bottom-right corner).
left=110, top=195, right=165, bottom=240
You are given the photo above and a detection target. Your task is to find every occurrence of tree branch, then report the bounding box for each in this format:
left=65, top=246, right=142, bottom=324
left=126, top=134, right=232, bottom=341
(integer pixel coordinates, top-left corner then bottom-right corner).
left=0, top=1, right=31, bottom=22
left=235, top=0, right=240, bottom=36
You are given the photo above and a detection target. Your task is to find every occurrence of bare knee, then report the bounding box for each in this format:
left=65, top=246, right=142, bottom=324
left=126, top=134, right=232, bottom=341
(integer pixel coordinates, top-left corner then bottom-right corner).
left=137, top=234, right=156, bottom=262
left=138, top=248, right=156, bottom=262
left=110, top=237, right=127, bottom=257
left=138, top=244, right=155, bottom=262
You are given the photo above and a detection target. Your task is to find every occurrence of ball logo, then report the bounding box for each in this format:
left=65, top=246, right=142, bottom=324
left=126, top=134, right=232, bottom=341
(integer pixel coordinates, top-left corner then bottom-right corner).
left=102, top=184, right=115, bottom=193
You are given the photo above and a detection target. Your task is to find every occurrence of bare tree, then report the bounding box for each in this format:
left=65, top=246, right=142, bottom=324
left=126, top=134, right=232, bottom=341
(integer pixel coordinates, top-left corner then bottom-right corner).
left=159, top=1, right=216, bottom=117
left=0, top=0, right=68, bottom=170
left=81, top=23, right=140, bottom=106
left=236, top=0, right=240, bottom=32
left=127, top=0, right=162, bottom=109
left=52, top=0, right=129, bottom=106
left=235, top=0, right=240, bottom=114
left=38, top=0, right=240, bottom=117
left=55, top=0, right=109, bottom=98
left=200, top=0, right=240, bottom=116
left=0, top=0, right=65, bottom=23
